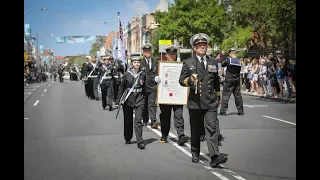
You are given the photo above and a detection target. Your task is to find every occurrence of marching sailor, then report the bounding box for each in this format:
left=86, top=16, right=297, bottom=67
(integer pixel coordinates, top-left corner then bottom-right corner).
left=98, top=54, right=114, bottom=111
left=179, top=33, right=227, bottom=167
left=140, top=43, right=159, bottom=128
left=219, top=48, right=244, bottom=116
left=112, top=58, right=125, bottom=103
left=154, top=45, right=188, bottom=145
left=116, top=56, right=146, bottom=149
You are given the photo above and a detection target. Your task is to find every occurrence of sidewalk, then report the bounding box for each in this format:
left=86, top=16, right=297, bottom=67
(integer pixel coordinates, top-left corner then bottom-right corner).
left=241, top=91, right=296, bottom=103
left=219, top=85, right=296, bottom=103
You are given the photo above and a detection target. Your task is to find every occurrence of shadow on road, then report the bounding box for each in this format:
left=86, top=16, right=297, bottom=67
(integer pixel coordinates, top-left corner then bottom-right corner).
left=144, top=138, right=158, bottom=145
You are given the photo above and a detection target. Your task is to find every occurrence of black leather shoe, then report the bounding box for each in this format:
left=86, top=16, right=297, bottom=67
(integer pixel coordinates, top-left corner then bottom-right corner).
left=192, top=155, right=200, bottom=163
left=219, top=112, right=227, bottom=116
left=160, top=136, right=168, bottom=143
left=210, top=155, right=228, bottom=167
left=125, top=140, right=131, bottom=144
left=138, top=143, right=145, bottom=149
left=238, top=112, right=244, bottom=116
left=109, top=106, right=112, bottom=111
left=178, top=135, right=188, bottom=146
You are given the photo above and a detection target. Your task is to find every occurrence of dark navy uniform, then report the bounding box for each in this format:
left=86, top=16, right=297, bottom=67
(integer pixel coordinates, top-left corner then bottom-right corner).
left=89, top=58, right=100, bottom=100
left=98, top=55, right=114, bottom=110
left=86, top=62, right=96, bottom=100
left=112, top=59, right=125, bottom=101
left=219, top=48, right=244, bottom=115
left=140, top=43, right=159, bottom=128
left=58, top=65, right=64, bottom=83
left=179, top=33, right=227, bottom=167
left=156, top=45, right=188, bottom=145
left=82, top=60, right=89, bottom=97
left=116, top=57, right=146, bottom=149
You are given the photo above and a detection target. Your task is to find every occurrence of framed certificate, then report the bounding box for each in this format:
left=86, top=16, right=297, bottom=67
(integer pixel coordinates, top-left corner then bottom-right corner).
left=156, top=61, right=188, bottom=105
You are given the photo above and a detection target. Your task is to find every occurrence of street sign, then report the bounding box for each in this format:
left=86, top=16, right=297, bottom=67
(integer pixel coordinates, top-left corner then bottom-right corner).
left=158, top=40, right=172, bottom=53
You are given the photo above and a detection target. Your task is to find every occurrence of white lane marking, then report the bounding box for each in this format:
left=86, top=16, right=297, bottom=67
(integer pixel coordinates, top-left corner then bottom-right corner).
left=41, top=94, right=44, bottom=96
left=147, top=125, right=230, bottom=180
left=24, top=92, right=31, bottom=95
left=133, top=114, right=246, bottom=180
left=24, top=118, right=29, bottom=120
left=262, top=115, right=296, bottom=126
left=44, top=89, right=47, bottom=92
left=244, top=104, right=268, bottom=108
left=33, top=100, right=40, bottom=107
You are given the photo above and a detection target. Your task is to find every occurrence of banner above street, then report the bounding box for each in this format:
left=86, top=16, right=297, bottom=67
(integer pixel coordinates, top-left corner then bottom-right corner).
left=56, top=36, right=97, bottom=43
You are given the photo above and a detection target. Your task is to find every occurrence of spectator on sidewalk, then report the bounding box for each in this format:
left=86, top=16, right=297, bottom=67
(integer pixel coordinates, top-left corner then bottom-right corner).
left=258, top=56, right=268, bottom=96
left=250, top=59, right=260, bottom=94
left=275, top=62, right=285, bottom=97
left=283, top=58, right=292, bottom=98
left=243, top=58, right=251, bottom=92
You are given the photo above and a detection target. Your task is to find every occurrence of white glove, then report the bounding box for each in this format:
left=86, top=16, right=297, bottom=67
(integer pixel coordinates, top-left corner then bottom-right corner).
left=155, top=76, right=161, bottom=83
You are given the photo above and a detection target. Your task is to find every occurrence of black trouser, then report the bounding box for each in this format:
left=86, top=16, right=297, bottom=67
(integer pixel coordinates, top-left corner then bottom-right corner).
left=87, top=78, right=94, bottom=99
left=220, top=81, right=244, bottom=114
left=84, top=80, right=88, bottom=97
left=159, top=104, right=185, bottom=138
left=113, top=83, right=120, bottom=101
left=123, top=104, right=144, bottom=144
left=92, top=78, right=100, bottom=99
left=101, top=84, right=113, bottom=108
left=143, top=90, right=157, bottom=124
left=59, top=73, right=63, bottom=83
left=188, top=109, right=220, bottom=157
left=244, top=73, right=250, bottom=90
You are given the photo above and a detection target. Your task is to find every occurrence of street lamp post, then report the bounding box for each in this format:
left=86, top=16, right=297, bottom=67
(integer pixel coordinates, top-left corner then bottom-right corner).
left=24, top=8, right=47, bottom=18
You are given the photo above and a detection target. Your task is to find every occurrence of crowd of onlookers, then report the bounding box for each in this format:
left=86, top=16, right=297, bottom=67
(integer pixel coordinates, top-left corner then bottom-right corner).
left=237, top=52, right=296, bottom=99
left=24, top=64, right=49, bottom=85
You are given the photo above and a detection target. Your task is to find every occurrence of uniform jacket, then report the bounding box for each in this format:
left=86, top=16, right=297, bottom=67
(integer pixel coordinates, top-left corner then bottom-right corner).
left=140, top=57, right=158, bottom=92
left=179, top=56, right=220, bottom=110
left=112, top=59, right=125, bottom=84
left=98, top=64, right=114, bottom=85
left=117, top=69, right=146, bottom=108
left=221, top=57, right=241, bottom=82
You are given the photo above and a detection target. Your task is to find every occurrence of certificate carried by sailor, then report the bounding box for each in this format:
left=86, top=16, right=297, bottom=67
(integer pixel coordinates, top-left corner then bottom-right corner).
left=156, top=61, right=188, bottom=105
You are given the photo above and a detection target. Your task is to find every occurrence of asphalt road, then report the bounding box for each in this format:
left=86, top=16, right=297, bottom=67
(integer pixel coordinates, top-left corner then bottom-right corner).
left=24, top=80, right=296, bottom=180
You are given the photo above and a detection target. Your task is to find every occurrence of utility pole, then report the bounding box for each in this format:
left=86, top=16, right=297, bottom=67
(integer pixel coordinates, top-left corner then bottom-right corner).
left=36, top=33, right=39, bottom=72
left=139, top=0, right=142, bottom=56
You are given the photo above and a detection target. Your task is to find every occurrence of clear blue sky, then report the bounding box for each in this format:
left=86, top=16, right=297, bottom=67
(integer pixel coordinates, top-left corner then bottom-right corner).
left=24, top=0, right=173, bottom=56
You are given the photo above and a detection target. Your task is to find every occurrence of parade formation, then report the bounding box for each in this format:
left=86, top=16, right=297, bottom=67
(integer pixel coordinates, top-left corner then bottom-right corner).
left=24, top=1, right=296, bottom=179
left=74, top=33, right=244, bottom=167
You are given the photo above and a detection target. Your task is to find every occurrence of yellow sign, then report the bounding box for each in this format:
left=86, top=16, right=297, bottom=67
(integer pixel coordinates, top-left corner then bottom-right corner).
left=158, top=40, right=172, bottom=45
left=24, top=52, right=28, bottom=61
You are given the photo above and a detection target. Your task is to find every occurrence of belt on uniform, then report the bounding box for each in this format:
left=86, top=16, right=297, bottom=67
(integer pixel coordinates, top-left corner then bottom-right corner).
left=132, top=88, right=142, bottom=93
left=88, top=75, right=98, bottom=78
left=114, top=75, right=119, bottom=78
left=102, top=76, right=112, bottom=79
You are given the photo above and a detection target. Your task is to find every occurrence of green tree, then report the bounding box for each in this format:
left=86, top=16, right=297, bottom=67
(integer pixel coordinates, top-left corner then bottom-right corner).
left=89, top=36, right=106, bottom=57
left=225, top=0, right=296, bottom=49
left=221, top=26, right=252, bottom=51
left=153, top=0, right=229, bottom=52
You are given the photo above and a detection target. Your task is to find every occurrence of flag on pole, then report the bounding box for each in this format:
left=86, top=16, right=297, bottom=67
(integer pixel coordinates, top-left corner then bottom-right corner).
left=119, top=20, right=126, bottom=63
